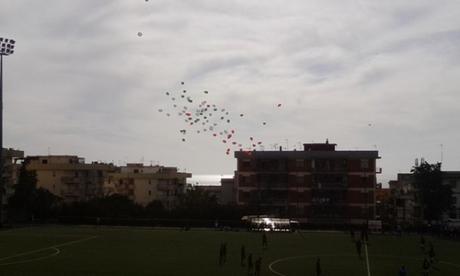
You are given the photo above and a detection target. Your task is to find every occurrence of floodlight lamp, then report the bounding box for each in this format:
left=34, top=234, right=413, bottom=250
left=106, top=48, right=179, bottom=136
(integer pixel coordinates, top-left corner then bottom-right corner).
left=0, top=37, right=16, bottom=56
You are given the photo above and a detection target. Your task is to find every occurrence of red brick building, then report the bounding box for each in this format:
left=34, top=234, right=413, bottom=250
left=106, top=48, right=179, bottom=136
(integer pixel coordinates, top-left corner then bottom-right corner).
left=234, top=141, right=380, bottom=224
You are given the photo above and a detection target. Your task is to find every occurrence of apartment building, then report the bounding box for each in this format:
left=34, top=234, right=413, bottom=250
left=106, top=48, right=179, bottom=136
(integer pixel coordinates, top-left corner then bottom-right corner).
left=389, top=171, right=460, bottom=224
left=221, top=177, right=236, bottom=205
left=234, top=141, right=380, bottom=224
left=193, top=178, right=235, bottom=205
left=443, top=172, right=460, bottom=219
left=25, top=155, right=116, bottom=202
left=103, top=164, right=191, bottom=209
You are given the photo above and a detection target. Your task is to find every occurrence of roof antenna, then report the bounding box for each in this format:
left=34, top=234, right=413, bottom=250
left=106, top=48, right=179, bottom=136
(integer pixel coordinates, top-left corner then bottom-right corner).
left=440, top=144, right=444, bottom=164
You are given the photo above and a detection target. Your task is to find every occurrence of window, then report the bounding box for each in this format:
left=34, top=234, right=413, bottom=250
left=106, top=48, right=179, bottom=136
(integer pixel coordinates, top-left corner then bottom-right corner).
left=148, top=190, right=152, bottom=196
left=296, top=175, right=304, bottom=184
left=41, top=159, right=48, bottom=164
left=241, top=159, right=251, bottom=168
left=134, top=169, right=139, bottom=173
left=52, top=171, right=56, bottom=177
left=296, top=159, right=304, bottom=169
left=361, top=159, right=369, bottom=169
left=74, top=172, right=79, bottom=177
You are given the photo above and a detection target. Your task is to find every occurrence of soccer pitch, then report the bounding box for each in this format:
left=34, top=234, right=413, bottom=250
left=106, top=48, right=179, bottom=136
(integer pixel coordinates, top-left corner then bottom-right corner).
left=0, top=226, right=459, bottom=275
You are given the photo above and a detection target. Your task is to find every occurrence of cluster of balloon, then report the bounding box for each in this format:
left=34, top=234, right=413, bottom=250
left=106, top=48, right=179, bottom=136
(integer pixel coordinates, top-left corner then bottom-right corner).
left=157, top=83, right=282, bottom=156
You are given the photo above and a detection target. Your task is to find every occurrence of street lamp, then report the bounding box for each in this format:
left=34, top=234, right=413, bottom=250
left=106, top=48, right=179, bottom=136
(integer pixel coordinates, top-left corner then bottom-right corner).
left=0, top=37, right=16, bottom=226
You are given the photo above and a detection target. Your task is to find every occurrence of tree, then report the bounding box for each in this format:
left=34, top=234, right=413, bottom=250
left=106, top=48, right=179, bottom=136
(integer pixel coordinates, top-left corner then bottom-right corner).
left=8, top=166, right=60, bottom=221
left=174, top=185, right=219, bottom=219
left=412, top=161, right=453, bottom=222
left=8, top=165, right=38, bottom=217
left=34, top=188, right=61, bottom=219
left=145, top=200, right=165, bottom=217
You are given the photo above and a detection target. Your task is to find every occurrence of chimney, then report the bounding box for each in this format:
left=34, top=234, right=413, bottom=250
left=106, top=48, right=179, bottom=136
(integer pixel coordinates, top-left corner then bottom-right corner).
left=279, top=146, right=283, bottom=151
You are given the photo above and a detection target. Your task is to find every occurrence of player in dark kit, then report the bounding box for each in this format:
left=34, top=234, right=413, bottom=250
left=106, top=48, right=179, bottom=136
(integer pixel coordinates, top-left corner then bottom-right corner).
left=355, top=239, right=362, bottom=259
left=247, top=253, right=253, bottom=275
left=316, top=257, right=322, bottom=276
left=399, top=265, right=407, bottom=276
left=223, top=242, right=227, bottom=264
left=241, top=245, right=246, bottom=267
left=422, top=257, right=431, bottom=276
left=218, top=243, right=224, bottom=266
left=262, top=232, right=268, bottom=249
left=255, top=257, right=262, bottom=276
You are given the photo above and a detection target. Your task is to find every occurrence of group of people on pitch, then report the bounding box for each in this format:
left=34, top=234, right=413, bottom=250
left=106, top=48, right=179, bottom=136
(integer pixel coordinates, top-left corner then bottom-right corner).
left=350, top=224, right=370, bottom=259
left=419, top=235, right=438, bottom=276
left=398, top=235, right=439, bottom=276
left=219, top=232, right=267, bottom=276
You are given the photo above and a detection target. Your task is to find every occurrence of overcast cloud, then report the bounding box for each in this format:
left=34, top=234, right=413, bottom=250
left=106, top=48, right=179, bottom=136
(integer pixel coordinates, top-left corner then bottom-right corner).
left=1, top=0, right=460, bottom=184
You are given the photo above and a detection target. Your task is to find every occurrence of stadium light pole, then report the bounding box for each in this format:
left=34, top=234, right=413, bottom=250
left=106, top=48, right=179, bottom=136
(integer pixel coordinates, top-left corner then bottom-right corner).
left=0, top=37, right=16, bottom=227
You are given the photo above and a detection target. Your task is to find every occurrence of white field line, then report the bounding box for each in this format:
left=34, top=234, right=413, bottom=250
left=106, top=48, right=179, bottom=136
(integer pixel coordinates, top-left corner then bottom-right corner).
left=0, top=247, right=60, bottom=266
left=268, top=253, right=460, bottom=276
left=0, top=236, right=97, bottom=262
left=268, top=254, right=357, bottom=276
left=364, top=242, right=371, bottom=276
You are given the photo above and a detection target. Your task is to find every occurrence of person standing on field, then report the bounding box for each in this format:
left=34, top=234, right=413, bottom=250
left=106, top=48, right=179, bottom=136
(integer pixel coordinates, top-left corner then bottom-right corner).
left=255, top=257, right=262, bottom=276
left=262, top=232, right=268, bottom=249
left=355, top=239, right=362, bottom=259
left=247, top=253, right=253, bottom=275
left=241, top=245, right=246, bottom=267
left=316, top=257, right=322, bottom=276
left=398, top=265, right=407, bottom=276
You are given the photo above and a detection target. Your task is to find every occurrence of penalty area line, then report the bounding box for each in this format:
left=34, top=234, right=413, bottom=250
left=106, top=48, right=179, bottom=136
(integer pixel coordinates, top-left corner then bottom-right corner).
left=0, top=235, right=97, bottom=263
left=0, top=247, right=60, bottom=266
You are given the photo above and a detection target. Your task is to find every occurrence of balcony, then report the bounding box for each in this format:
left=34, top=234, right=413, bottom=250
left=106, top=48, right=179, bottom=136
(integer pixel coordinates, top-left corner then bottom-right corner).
left=61, top=176, right=83, bottom=184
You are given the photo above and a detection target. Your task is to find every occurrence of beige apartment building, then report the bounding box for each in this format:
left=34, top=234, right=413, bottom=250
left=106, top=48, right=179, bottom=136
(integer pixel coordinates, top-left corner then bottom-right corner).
left=25, top=155, right=116, bottom=202
left=103, top=164, right=191, bottom=209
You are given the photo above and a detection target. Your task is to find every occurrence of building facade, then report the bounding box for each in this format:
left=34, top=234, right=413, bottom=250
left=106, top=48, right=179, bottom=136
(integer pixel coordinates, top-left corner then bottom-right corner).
left=234, top=142, right=380, bottom=224
left=220, top=178, right=236, bottom=205
left=389, top=171, right=460, bottom=225
left=25, top=155, right=116, bottom=202
left=103, top=164, right=191, bottom=209
left=443, top=172, right=460, bottom=220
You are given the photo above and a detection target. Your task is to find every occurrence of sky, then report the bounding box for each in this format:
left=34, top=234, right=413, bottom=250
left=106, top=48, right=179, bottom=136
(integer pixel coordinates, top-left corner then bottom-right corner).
left=1, top=0, right=460, bottom=184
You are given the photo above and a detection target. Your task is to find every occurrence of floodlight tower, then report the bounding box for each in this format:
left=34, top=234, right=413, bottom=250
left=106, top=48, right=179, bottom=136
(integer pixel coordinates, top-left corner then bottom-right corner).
left=0, top=37, right=16, bottom=226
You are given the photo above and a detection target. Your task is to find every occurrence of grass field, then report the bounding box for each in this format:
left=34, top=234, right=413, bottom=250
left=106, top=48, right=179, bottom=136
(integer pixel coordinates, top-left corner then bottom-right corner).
left=0, top=226, right=459, bottom=276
